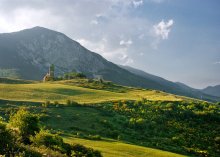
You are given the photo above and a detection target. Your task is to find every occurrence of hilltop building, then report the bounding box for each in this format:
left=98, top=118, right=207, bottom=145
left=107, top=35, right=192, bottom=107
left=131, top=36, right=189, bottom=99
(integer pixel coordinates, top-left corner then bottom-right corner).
left=93, top=74, right=103, bottom=82
left=43, top=64, right=55, bottom=82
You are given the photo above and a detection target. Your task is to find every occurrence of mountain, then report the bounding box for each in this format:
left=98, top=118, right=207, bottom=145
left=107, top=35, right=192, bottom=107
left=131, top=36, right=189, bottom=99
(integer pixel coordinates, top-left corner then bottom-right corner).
left=120, top=65, right=220, bottom=102
left=0, top=27, right=171, bottom=89
left=201, top=85, right=220, bottom=97
left=0, top=26, right=219, bottom=102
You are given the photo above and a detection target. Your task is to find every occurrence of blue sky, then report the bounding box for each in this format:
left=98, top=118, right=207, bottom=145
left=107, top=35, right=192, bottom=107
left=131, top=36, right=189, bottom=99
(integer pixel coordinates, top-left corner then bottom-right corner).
left=0, top=0, right=219, bottom=88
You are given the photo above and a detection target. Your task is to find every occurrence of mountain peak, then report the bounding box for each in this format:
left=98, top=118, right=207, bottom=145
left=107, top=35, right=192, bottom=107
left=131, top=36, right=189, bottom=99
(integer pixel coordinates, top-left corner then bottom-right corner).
left=30, top=26, right=49, bottom=30
left=21, top=26, right=57, bottom=33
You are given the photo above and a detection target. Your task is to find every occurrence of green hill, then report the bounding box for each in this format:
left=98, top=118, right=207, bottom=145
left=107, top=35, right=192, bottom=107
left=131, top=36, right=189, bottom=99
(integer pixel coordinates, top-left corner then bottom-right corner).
left=0, top=78, right=219, bottom=156
left=1, top=26, right=219, bottom=102
left=0, top=78, right=184, bottom=104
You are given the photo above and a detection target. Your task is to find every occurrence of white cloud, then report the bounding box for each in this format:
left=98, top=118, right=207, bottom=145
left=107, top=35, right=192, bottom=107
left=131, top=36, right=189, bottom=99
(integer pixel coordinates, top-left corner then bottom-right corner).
left=132, top=0, right=144, bottom=8
left=77, top=38, right=134, bottom=65
left=90, top=20, right=98, bottom=25
left=153, top=19, right=174, bottom=40
left=119, top=39, right=133, bottom=46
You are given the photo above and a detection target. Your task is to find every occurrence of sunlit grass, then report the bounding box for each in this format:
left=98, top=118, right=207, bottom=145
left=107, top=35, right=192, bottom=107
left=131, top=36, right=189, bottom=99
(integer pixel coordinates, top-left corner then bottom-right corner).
left=64, top=137, right=186, bottom=157
left=0, top=80, right=183, bottom=104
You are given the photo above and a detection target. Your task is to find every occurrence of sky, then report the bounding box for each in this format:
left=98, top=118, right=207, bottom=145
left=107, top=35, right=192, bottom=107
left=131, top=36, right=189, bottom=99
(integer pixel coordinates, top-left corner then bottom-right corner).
left=0, top=0, right=220, bottom=89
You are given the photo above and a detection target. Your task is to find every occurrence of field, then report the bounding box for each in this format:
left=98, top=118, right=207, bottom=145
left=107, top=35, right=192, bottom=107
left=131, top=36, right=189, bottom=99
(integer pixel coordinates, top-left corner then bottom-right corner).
left=0, top=78, right=183, bottom=104
left=64, top=137, right=185, bottom=157
left=0, top=78, right=219, bottom=157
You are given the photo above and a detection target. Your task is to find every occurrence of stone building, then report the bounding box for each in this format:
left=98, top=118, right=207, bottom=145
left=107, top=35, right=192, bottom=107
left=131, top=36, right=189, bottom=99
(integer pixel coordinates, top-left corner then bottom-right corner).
left=43, top=64, right=54, bottom=82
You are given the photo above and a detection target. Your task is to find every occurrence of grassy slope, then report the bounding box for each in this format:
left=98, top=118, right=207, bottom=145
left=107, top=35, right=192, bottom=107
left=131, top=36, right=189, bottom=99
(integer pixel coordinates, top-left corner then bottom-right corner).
left=1, top=78, right=214, bottom=156
left=0, top=103, right=186, bottom=157
left=0, top=79, right=184, bottom=104
left=64, top=137, right=185, bottom=157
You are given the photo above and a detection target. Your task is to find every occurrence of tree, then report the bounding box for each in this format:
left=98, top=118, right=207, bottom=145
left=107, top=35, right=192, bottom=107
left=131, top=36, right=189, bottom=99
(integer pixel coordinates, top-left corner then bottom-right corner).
left=9, top=109, right=40, bottom=143
left=31, top=130, right=63, bottom=149
left=0, top=119, right=15, bottom=155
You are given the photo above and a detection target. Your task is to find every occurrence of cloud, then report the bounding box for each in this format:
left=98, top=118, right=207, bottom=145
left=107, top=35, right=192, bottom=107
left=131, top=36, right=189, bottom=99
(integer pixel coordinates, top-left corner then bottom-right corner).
left=0, top=0, right=161, bottom=65
left=132, top=0, right=144, bottom=8
left=139, top=52, right=144, bottom=56
left=119, top=39, right=133, bottom=46
left=90, top=20, right=98, bottom=25
left=77, top=38, right=134, bottom=65
left=153, top=19, right=174, bottom=40
left=214, top=61, right=220, bottom=64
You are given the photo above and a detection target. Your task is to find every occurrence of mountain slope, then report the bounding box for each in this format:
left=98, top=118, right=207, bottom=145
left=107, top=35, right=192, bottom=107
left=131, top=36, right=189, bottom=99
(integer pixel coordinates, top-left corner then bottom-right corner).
left=201, top=85, right=220, bottom=97
left=0, top=26, right=219, bottom=102
left=0, top=27, right=170, bottom=89
left=120, top=65, right=220, bottom=102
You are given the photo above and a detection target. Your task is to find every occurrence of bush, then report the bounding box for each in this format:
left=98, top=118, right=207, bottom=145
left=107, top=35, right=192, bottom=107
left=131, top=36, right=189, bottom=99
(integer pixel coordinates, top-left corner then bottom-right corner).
left=87, top=134, right=101, bottom=140
left=71, top=144, right=102, bottom=157
left=31, top=130, right=102, bottom=157
left=42, top=101, right=50, bottom=107
left=31, top=130, right=64, bottom=150
left=64, top=72, right=86, bottom=80
left=66, top=99, right=71, bottom=105
left=9, top=109, right=40, bottom=143
left=54, top=101, right=59, bottom=106
left=66, top=99, right=78, bottom=106
left=0, top=121, right=16, bottom=155
left=129, top=118, right=146, bottom=129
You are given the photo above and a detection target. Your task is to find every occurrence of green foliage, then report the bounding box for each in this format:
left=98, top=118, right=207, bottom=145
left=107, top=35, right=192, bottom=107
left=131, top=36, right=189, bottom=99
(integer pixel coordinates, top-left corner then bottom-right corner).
left=102, top=100, right=220, bottom=156
left=71, top=144, right=102, bottom=157
left=129, top=117, right=146, bottom=129
left=31, top=130, right=63, bottom=149
left=87, top=134, right=102, bottom=140
left=66, top=99, right=78, bottom=106
left=64, top=72, right=86, bottom=80
left=9, top=109, right=40, bottom=143
left=42, top=100, right=51, bottom=107
left=0, top=119, right=16, bottom=155
left=1, top=78, right=219, bottom=156
left=31, top=130, right=102, bottom=157
left=54, top=101, right=59, bottom=106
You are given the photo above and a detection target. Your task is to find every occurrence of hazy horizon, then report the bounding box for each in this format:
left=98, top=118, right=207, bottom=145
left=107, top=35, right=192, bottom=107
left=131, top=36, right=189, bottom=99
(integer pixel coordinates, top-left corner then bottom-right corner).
left=0, top=0, right=219, bottom=88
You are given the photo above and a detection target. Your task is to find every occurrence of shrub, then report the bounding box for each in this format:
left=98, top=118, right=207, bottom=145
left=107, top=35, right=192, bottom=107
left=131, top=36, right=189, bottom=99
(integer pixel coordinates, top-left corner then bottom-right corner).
left=42, top=101, right=50, bottom=108
left=31, top=130, right=63, bottom=150
left=71, top=144, right=102, bottom=157
left=0, top=120, right=16, bottom=155
left=45, top=101, right=51, bottom=106
left=54, top=101, right=59, bottom=106
left=66, top=99, right=71, bottom=105
left=64, top=72, right=86, bottom=80
left=66, top=99, right=78, bottom=106
left=87, top=134, right=101, bottom=140
left=31, top=131, right=102, bottom=157
left=129, top=118, right=146, bottom=129
left=9, top=109, right=40, bottom=143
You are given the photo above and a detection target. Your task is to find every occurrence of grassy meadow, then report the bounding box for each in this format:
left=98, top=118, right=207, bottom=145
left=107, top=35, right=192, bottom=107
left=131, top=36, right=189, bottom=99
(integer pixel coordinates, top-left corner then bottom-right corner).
left=0, top=78, right=219, bottom=156
left=0, top=78, right=183, bottom=104
left=64, top=137, right=186, bottom=157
